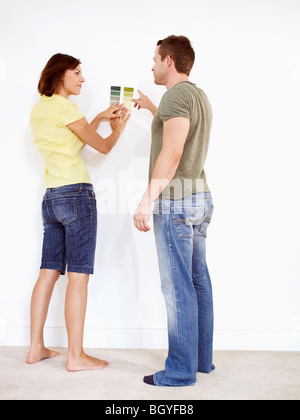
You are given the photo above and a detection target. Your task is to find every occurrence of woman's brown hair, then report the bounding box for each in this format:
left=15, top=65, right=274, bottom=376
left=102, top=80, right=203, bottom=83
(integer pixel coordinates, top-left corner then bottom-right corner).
left=38, top=53, right=81, bottom=97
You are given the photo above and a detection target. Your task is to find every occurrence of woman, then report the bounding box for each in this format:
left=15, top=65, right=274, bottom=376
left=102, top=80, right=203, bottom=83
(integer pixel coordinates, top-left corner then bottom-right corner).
left=26, top=53, right=130, bottom=372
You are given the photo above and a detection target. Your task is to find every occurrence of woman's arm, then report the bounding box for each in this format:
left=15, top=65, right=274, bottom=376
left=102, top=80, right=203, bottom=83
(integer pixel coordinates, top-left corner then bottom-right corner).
left=68, top=108, right=130, bottom=155
left=89, top=103, right=125, bottom=131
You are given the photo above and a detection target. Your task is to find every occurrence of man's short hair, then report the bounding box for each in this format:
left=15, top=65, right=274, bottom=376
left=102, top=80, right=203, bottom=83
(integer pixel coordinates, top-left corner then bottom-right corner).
left=157, top=35, right=195, bottom=76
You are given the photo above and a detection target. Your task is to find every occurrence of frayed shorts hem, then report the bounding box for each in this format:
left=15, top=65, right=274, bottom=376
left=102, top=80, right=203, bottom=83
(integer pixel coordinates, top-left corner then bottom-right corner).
left=40, top=262, right=66, bottom=276
left=40, top=262, right=94, bottom=276
left=67, top=264, right=94, bottom=275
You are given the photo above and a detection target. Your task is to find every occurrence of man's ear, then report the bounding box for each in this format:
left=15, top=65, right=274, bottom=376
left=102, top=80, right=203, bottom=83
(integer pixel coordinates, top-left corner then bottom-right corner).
left=166, top=55, right=174, bottom=68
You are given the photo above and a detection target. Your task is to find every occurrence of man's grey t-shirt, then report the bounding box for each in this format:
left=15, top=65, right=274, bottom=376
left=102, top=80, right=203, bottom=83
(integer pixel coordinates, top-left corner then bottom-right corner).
left=149, top=81, right=212, bottom=200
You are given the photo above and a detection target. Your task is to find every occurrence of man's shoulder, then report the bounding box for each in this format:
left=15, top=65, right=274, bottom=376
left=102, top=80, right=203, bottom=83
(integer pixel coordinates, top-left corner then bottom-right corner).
left=160, top=83, right=190, bottom=105
left=164, top=82, right=206, bottom=101
left=157, top=84, right=191, bottom=122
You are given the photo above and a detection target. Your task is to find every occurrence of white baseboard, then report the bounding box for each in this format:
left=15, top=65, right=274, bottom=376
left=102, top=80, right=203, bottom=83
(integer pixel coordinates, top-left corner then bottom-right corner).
left=214, top=329, right=300, bottom=351
left=0, top=325, right=169, bottom=349
left=1, top=326, right=300, bottom=351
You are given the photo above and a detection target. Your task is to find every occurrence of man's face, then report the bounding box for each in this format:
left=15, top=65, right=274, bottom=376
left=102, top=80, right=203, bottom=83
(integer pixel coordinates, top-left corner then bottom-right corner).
left=152, top=46, right=168, bottom=86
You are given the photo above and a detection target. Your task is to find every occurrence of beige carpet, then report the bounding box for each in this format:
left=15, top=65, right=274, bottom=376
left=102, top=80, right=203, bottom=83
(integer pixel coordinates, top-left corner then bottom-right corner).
left=0, top=347, right=299, bottom=400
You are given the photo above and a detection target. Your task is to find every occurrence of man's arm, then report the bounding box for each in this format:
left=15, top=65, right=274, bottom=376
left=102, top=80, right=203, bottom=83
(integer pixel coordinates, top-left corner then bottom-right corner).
left=132, top=90, right=157, bottom=117
left=133, top=117, right=190, bottom=232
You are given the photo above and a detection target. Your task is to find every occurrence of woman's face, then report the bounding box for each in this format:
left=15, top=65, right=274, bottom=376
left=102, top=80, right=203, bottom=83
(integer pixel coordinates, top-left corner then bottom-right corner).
left=61, top=65, right=85, bottom=97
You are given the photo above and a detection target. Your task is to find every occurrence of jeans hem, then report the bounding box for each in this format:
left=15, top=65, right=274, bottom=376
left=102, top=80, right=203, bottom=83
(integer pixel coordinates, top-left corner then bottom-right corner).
left=67, top=264, right=94, bottom=275
left=198, top=364, right=216, bottom=374
left=40, top=262, right=65, bottom=276
left=153, top=372, right=197, bottom=387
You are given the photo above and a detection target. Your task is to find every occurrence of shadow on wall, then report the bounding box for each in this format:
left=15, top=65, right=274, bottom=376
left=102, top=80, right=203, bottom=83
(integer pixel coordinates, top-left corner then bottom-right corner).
left=23, top=100, right=154, bottom=341
left=82, top=116, right=153, bottom=329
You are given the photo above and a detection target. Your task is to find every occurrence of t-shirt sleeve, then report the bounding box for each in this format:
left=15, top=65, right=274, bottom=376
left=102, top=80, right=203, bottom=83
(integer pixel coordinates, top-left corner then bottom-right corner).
left=157, top=89, right=191, bottom=123
left=60, top=101, right=85, bottom=126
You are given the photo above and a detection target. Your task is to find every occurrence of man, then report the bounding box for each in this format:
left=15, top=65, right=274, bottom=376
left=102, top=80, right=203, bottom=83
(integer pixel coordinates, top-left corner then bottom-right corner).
left=133, top=36, right=215, bottom=387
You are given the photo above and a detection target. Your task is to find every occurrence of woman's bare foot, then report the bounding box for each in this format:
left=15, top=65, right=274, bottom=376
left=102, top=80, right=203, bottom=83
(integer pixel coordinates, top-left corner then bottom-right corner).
left=67, top=352, right=109, bottom=372
left=26, top=346, right=60, bottom=364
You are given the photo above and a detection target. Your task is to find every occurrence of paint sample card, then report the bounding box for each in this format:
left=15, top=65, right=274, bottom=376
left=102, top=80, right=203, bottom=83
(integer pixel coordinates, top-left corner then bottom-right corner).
left=123, top=87, right=134, bottom=110
left=110, top=86, right=121, bottom=105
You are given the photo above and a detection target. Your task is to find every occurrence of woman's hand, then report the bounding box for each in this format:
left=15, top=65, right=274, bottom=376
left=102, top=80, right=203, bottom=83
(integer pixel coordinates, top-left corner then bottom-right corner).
left=90, top=103, right=125, bottom=131
left=110, top=108, right=131, bottom=134
left=99, top=103, right=125, bottom=120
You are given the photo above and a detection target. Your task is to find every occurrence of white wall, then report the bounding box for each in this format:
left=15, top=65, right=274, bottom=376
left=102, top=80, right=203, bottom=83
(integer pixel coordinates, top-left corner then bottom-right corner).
left=0, top=0, right=300, bottom=351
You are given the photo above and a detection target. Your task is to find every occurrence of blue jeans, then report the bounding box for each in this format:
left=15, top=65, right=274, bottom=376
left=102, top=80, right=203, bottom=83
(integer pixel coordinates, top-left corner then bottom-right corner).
left=41, top=183, right=97, bottom=275
left=153, top=192, right=215, bottom=387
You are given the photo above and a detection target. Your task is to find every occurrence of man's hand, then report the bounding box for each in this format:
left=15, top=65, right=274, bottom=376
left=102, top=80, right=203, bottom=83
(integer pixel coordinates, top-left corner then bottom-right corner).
left=132, top=90, right=157, bottom=116
left=133, top=201, right=152, bottom=233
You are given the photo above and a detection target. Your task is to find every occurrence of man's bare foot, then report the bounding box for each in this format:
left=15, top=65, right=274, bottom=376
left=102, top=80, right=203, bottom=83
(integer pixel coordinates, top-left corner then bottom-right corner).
left=26, top=346, right=60, bottom=364
left=67, top=352, right=109, bottom=372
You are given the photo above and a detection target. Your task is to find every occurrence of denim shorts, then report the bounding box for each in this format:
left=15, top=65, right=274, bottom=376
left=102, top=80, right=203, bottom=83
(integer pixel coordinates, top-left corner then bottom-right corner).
left=40, top=183, right=97, bottom=275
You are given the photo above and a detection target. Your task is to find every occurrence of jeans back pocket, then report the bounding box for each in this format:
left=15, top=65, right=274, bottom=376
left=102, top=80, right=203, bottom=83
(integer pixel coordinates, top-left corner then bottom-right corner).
left=199, top=201, right=214, bottom=238
left=172, top=205, right=205, bottom=239
left=52, top=197, right=77, bottom=225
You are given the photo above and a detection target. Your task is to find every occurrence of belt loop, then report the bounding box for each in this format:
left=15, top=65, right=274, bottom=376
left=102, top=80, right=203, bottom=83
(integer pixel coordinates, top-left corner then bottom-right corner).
left=79, top=183, right=83, bottom=193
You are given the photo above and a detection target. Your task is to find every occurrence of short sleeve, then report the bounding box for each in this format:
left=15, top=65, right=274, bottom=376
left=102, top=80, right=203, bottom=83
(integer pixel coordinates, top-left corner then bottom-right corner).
left=158, top=88, right=190, bottom=123
left=60, top=101, right=85, bottom=126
